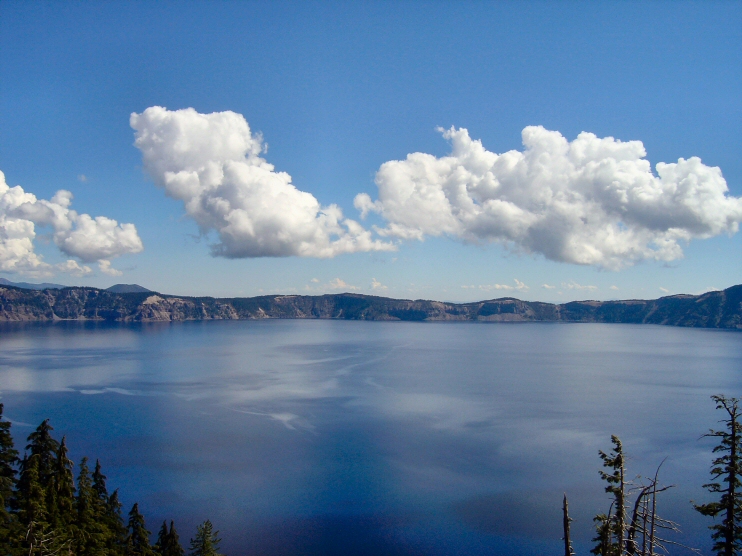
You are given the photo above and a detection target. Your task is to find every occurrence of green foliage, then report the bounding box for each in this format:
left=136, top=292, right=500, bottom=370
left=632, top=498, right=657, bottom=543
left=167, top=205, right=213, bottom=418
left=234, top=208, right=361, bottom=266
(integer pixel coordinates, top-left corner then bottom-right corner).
left=25, top=419, right=59, bottom=488
left=0, top=414, right=224, bottom=556
left=51, top=436, right=75, bottom=528
left=0, top=404, right=19, bottom=555
left=593, top=435, right=625, bottom=556
left=126, top=502, right=155, bottom=556
left=188, top=520, right=223, bottom=556
left=156, top=520, right=185, bottom=556
left=694, top=395, right=742, bottom=556
left=590, top=513, right=613, bottom=556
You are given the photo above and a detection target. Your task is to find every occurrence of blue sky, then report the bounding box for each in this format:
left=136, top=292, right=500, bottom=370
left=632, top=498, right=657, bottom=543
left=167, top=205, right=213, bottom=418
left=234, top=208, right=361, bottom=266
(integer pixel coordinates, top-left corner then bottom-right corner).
left=1, top=1, right=740, bottom=302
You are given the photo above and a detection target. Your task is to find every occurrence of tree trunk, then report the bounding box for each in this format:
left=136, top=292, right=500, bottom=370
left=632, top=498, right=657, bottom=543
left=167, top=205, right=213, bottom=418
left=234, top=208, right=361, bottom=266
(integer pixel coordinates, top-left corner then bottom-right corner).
left=563, top=493, right=573, bottom=556
left=726, top=410, right=737, bottom=556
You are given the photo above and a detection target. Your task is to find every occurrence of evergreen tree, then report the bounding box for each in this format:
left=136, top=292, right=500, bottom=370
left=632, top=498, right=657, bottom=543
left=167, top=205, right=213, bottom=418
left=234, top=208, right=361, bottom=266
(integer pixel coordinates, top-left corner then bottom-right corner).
left=107, top=489, right=129, bottom=552
left=188, top=520, right=222, bottom=556
left=16, top=453, right=52, bottom=554
left=156, top=520, right=186, bottom=556
left=0, top=403, right=19, bottom=554
left=76, top=456, right=111, bottom=555
left=594, top=436, right=626, bottom=556
left=166, top=521, right=185, bottom=556
left=590, top=511, right=614, bottom=556
left=156, top=520, right=169, bottom=554
left=91, top=458, right=128, bottom=554
left=50, top=436, right=75, bottom=528
left=92, top=459, right=108, bottom=505
left=127, top=502, right=155, bottom=556
left=695, top=395, right=742, bottom=556
left=155, top=520, right=185, bottom=556
left=25, top=419, right=59, bottom=490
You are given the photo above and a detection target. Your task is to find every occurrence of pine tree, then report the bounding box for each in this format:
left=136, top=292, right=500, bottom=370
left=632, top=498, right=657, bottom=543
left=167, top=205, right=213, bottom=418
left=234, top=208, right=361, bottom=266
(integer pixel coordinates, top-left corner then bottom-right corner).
left=166, top=521, right=185, bottom=556
left=16, top=453, right=52, bottom=554
left=50, top=436, right=75, bottom=529
left=76, top=456, right=111, bottom=555
left=157, top=520, right=186, bottom=556
left=188, top=520, right=222, bottom=556
left=25, top=419, right=59, bottom=490
left=127, top=502, right=155, bottom=556
left=91, top=458, right=126, bottom=554
left=92, top=459, right=108, bottom=505
left=590, top=511, right=614, bottom=556
left=595, top=436, right=626, bottom=556
left=107, top=489, right=129, bottom=552
left=0, top=403, right=19, bottom=554
left=695, top=395, right=742, bottom=556
left=156, top=520, right=169, bottom=554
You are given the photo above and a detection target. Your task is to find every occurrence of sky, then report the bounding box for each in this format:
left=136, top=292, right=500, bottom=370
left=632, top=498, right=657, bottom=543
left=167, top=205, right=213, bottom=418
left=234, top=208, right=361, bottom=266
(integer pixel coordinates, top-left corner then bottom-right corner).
left=1, top=0, right=740, bottom=303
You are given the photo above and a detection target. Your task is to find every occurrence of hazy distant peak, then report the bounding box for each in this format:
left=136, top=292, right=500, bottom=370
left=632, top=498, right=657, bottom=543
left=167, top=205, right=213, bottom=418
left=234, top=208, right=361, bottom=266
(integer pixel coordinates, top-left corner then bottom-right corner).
left=105, top=283, right=152, bottom=293
left=0, top=277, right=66, bottom=290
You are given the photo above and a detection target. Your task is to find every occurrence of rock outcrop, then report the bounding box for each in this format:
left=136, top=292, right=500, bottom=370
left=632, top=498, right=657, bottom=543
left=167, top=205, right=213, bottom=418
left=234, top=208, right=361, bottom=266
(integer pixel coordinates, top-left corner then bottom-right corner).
left=0, top=284, right=740, bottom=329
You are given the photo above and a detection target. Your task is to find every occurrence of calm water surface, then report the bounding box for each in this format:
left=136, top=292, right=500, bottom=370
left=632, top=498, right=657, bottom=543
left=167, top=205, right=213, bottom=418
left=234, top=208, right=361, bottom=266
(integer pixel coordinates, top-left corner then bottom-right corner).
left=0, top=320, right=740, bottom=555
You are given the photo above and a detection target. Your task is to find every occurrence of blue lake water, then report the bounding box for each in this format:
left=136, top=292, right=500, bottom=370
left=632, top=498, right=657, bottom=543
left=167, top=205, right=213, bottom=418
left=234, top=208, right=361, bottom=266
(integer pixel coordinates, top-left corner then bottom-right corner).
left=0, top=320, right=741, bottom=555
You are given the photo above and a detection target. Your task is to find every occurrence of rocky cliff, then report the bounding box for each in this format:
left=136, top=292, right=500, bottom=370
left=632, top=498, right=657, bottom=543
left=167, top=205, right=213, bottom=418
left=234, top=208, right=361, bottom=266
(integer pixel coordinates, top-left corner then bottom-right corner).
left=0, top=284, right=740, bottom=329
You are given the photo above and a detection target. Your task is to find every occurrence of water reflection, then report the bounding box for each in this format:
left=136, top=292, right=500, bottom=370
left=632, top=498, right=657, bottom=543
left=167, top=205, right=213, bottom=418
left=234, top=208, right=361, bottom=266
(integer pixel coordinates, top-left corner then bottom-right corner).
left=0, top=320, right=740, bottom=555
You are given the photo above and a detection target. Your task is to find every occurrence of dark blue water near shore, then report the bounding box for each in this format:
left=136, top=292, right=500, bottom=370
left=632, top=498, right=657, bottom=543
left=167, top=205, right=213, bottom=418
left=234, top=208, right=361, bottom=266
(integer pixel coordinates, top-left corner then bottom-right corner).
left=1, top=320, right=740, bottom=555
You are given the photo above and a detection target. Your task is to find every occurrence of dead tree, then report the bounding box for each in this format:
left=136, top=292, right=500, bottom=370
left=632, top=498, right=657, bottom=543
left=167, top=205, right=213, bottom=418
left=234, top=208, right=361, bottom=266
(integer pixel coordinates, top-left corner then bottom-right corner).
left=564, top=493, right=575, bottom=556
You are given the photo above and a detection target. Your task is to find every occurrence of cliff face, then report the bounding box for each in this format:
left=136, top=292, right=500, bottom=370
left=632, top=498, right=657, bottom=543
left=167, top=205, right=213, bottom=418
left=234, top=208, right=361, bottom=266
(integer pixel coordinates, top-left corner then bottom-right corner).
left=0, top=284, right=740, bottom=329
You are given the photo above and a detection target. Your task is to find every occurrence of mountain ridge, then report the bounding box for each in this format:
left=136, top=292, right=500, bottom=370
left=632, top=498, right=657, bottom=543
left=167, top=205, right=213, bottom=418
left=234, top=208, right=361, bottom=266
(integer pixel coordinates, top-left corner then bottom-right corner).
left=0, top=283, right=740, bottom=329
left=0, top=277, right=67, bottom=290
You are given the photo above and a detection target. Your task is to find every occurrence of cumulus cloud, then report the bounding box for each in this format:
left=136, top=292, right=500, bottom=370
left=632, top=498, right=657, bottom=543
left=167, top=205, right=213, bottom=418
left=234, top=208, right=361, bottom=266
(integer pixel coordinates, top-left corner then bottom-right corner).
left=465, top=279, right=529, bottom=292
left=0, top=171, right=143, bottom=277
left=327, top=278, right=359, bottom=291
left=563, top=281, right=597, bottom=291
left=371, top=278, right=387, bottom=291
left=56, top=260, right=92, bottom=277
left=541, top=284, right=556, bottom=290
left=131, top=106, right=395, bottom=259
left=355, top=126, right=742, bottom=270
left=477, top=279, right=529, bottom=292
left=303, top=277, right=360, bottom=292
left=610, top=285, right=619, bottom=291
left=98, top=260, right=123, bottom=277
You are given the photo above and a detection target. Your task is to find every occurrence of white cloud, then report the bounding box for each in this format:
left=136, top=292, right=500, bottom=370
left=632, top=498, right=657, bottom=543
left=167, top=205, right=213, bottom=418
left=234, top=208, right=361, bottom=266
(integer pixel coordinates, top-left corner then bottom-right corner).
left=303, top=277, right=361, bottom=292
left=541, top=284, right=556, bottom=290
left=563, top=281, right=598, bottom=291
left=55, top=259, right=92, bottom=277
left=131, top=106, right=395, bottom=259
left=477, top=279, right=529, bottom=292
left=77, top=174, right=88, bottom=183
left=371, top=278, right=387, bottom=290
left=610, top=285, right=619, bottom=290
left=355, top=126, right=742, bottom=270
left=327, top=277, right=359, bottom=291
left=98, top=260, right=123, bottom=277
left=0, top=171, right=142, bottom=277
left=659, top=287, right=669, bottom=293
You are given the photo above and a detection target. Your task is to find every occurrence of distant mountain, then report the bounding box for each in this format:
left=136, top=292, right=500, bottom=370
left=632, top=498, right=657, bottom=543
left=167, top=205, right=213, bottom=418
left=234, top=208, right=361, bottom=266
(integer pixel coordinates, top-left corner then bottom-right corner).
left=0, top=283, right=740, bottom=329
left=106, top=284, right=152, bottom=293
left=0, top=278, right=66, bottom=290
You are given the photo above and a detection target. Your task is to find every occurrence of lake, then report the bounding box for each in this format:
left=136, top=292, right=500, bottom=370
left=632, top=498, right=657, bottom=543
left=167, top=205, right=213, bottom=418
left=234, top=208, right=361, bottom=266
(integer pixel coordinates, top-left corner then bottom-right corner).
left=1, top=320, right=740, bottom=555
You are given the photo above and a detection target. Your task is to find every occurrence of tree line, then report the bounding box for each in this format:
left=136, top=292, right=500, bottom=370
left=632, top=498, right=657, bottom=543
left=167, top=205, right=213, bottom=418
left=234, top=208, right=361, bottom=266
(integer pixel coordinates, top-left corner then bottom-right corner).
left=0, top=404, right=222, bottom=556
left=562, top=395, right=742, bottom=556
